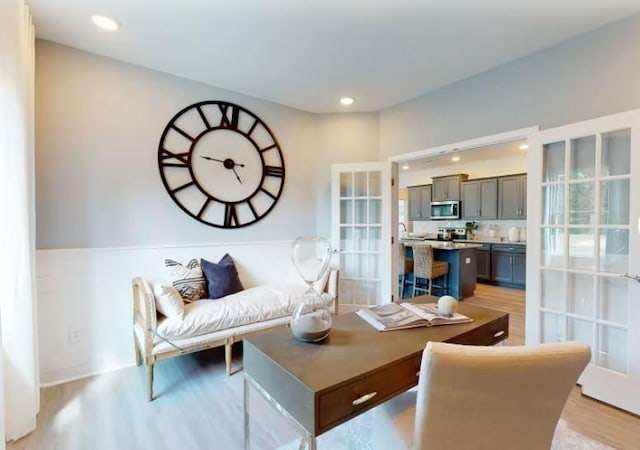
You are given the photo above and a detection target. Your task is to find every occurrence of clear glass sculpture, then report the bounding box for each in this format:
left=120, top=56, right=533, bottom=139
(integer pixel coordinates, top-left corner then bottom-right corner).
left=290, top=236, right=333, bottom=342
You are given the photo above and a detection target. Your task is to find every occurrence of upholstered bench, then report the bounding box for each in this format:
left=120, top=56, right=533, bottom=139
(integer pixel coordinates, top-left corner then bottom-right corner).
left=132, top=269, right=338, bottom=401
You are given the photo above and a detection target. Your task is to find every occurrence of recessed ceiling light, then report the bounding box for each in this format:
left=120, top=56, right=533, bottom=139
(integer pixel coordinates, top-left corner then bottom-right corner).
left=340, top=97, right=354, bottom=106
left=92, top=15, right=119, bottom=31
left=519, top=144, right=529, bottom=150
left=402, top=165, right=410, bottom=170
left=451, top=156, right=461, bottom=162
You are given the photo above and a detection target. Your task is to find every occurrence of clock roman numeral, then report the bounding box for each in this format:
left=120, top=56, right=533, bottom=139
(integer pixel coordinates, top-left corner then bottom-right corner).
left=260, top=144, right=277, bottom=153
left=247, top=200, right=258, bottom=219
left=224, top=204, right=239, bottom=227
left=264, top=166, right=284, bottom=178
left=171, top=181, right=195, bottom=194
left=196, top=105, right=211, bottom=130
left=218, top=103, right=240, bottom=129
left=247, top=119, right=259, bottom=136
left=171, top=124, right=195, bottom=142
left=160, top=150, right=189, bottom=166
left=197, top=198, right=211, bottom=219
left=260, top=187, right=277, bottom=201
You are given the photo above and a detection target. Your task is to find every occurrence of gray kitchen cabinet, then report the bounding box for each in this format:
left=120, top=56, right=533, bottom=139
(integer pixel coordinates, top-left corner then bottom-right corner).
left=498, top=174, right=527, bottom=219
left=489, top=244, right=526, bottom=287
left=462, top=178, right=498, bottom=219
left=407, top=185, right=431, bottom=221
left=475, top=244, right=491, bottom=281
left=432, top=174, right=468, bottom=201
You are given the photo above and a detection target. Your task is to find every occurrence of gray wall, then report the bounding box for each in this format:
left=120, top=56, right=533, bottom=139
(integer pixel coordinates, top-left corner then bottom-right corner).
left=379, top=14, right=640, bottom=160
left=35, top=41, right=377, bottom=249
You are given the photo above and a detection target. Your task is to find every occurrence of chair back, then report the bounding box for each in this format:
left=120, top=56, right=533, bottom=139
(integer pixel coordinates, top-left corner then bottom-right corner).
left=398, top=243, right=412, bottom=275
left=413, top=341, right=590, bottom=450
left=412, top=245, right=435, bottom=278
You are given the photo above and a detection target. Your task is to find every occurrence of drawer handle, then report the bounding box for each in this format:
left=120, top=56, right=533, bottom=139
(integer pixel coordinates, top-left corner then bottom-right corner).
left=494, top=330, right=505, bottom=338
left=352, top=392, right=377, bottom=406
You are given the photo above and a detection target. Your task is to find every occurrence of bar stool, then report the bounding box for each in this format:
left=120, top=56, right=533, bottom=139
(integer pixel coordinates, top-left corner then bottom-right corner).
left=412, top=244, right=448, bottom=297
left=398, top=243, right=414, bottom=298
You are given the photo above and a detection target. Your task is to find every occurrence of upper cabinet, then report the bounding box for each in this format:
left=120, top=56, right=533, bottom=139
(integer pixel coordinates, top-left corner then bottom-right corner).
left=498, top=174, right=527, bottom=219
left=432, top=174, right=468, bottom=201
left=408, top=184, right=431, bottom=221
left=462, top=178, right=498, bottom=220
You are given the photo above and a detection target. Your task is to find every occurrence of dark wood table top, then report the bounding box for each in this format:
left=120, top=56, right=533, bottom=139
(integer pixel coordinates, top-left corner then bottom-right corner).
left=245, top=299, right=508, bottom=394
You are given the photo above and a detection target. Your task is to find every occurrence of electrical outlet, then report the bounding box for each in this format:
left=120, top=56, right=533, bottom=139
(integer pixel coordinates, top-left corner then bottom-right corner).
left=68, top=326, right=81, bottom=343
left=465, top=257, right=471, bottom=264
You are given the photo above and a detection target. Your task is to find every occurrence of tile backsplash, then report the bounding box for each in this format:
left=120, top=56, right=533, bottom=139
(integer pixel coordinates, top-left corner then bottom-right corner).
left=411, top=219, right=527, bottom=242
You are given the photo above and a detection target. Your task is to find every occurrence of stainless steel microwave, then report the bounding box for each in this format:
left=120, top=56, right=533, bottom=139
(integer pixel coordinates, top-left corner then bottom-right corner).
left=430, top=201, right=461, bottom=220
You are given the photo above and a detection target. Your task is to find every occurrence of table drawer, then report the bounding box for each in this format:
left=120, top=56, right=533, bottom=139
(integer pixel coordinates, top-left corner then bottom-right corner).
left=318, top=354, right=421, bottom=431
left=450, top=315, right=509, bottom=346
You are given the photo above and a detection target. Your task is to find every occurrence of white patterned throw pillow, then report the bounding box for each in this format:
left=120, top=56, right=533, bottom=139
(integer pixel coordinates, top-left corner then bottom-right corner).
left=165, top=259, right=207, bottom=302
left=152, top=284, right=185, bottom=318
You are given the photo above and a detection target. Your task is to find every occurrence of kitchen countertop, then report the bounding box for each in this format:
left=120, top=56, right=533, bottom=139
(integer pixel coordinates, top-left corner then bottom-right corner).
left=400, top=239, right=483, bottom=250
left=454, top=239, right=527, bottom=246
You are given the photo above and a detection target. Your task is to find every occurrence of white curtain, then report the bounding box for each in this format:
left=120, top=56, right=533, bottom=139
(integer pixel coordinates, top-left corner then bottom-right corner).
left=0, top=0, right=39, bottom=443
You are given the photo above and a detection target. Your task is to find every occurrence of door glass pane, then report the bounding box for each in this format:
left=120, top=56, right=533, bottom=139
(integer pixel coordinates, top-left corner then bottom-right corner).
left=597, top=325, right=627, bottom=374
left=599, top=229, right=629, bottom=273
left=543, top=141, right=565, bottom=182
left=568, top=317, right=593, bottom=349
left=368, top=281, right=382, bottom=305
left=354, top=200, right=367, bottom=224
left=541, top=228, right=565, bottom=267
left=340, top=200, right=353, bottom=224
left=340, top=254, right=354, bottom=278
left=598, top=277, right=628, bottom=326
left=601, top=129, right=630, bottom=176
left=541, top=311, right=564, bottom=343
left=567, top=273, right=594, bottom=317
left=369, top=227, right=381, bottom=252
left=569, top=228, right=595, bottom=270
left=340, top=227, right=353, bottom=251
left=569, top=182, right=594, bottom=224
left=570, top=136, right=596, bottom=179
left=542, top=184, right=564, bottom=225
left=368, top=254, right=380, bottom=279
left=356, top=254, right=368, bottom=278
left=369, top=171, right=381, bottom=197
left=369, top=199, right=381, bottom=224
left=541, top=270, right=564, bottom=310
left=600, top=179, right=630, bottom=225
left=340, top=172, right=353, bottom=197
left=354, top=172, right=367, bottom=197
left=354, top=227, right=367, bottom=251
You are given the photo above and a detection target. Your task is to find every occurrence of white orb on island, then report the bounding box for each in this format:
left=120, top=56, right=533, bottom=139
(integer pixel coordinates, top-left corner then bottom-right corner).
left=438, top=295, right=459, bottom=317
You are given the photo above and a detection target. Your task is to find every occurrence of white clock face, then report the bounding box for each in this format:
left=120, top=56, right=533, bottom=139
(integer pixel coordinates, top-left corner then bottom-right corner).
left=158, top=101, right=285, bottom=228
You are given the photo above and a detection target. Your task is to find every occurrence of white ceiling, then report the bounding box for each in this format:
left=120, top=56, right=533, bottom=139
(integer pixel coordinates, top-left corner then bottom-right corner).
left=27, top=0, right=640, bottom=113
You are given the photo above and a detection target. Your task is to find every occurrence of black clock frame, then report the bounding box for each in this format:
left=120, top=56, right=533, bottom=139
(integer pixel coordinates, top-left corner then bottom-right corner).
left=157, top=100, right=285, bottom=229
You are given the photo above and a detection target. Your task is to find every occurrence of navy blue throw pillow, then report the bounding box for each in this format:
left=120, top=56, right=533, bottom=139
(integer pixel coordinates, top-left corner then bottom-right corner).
left=201, top=254, right=244, bottom=299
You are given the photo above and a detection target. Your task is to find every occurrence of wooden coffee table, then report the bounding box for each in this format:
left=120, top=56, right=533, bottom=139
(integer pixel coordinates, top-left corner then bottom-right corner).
left=243, top=297, right=509, bottom=449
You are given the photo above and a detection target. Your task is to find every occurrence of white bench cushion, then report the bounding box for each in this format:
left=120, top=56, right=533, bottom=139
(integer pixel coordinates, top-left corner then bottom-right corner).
left=156, top=284, right=334, bottom=340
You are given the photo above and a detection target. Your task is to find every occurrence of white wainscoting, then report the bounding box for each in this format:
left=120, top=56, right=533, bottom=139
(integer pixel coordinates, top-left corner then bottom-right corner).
left=36, top=240, right=302, bottom=386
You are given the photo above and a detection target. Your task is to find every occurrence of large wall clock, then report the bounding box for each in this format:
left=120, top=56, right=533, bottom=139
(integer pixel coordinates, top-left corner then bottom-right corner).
left=158, top=100, right=285, bottom=228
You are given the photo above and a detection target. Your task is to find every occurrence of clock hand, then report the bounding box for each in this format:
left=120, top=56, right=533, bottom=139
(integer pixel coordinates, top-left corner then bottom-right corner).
left=231, top=167, right=242, bottom=184
left=201, top=156, right=226, bottom=163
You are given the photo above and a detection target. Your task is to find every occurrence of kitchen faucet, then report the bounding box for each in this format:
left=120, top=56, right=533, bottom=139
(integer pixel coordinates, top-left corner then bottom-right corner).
left=399, top=222, right=407, bottom=232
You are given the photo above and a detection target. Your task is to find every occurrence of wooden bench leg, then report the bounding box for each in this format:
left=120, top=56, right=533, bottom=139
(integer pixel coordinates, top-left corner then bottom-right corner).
left=146, top=363, right=154, bottom=402
left=225, top=337, right=234, bottom=376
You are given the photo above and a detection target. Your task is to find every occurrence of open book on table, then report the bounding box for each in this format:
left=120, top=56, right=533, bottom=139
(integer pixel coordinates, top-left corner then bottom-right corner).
left=356, top=302, right=472, bottom=331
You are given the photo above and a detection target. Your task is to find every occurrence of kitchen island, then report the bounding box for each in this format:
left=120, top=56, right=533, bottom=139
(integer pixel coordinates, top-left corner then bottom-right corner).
left=401, top=239, right=483, bottom=300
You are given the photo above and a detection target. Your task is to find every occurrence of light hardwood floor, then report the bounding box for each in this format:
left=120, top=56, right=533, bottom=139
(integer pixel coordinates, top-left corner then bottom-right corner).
left=9, top=284, right=640, bottom=449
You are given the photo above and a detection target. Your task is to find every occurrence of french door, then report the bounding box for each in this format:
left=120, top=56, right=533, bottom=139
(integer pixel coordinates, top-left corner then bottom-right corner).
left=527, top=110, right=640, bottom=414
left=331, top=163, right=397, bottom=307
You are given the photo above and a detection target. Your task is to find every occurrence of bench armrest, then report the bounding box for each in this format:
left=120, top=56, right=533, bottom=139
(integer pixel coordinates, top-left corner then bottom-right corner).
left=132, top=277, right=156, bottom=357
